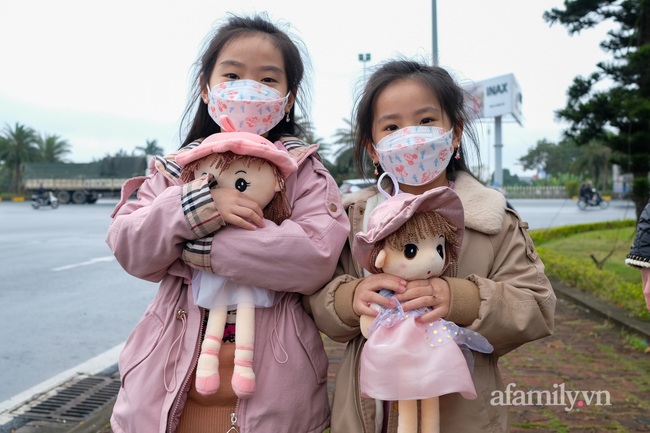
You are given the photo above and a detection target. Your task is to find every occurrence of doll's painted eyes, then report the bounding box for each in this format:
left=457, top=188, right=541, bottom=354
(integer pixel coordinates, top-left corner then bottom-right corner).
left=437, top=244, right=444, bottom=259
left=235, top=178, right=251, bottom=192
left=404, top=243, right=418, bottom=260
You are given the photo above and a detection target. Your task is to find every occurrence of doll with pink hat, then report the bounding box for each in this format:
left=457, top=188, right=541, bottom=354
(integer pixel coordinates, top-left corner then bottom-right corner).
left=175, top=115, right=298, bottom=398
left=352, top=178, right=493, bottom=433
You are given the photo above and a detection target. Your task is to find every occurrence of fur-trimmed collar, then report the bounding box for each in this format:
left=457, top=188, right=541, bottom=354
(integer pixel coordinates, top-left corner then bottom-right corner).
left=342, top=171, right=506, bottom=236
left=453, top=172, right=506, bottom=235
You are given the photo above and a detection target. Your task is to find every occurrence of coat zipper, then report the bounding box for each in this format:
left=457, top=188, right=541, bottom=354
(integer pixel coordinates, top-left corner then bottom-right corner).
left=166, top=307, right=205, bottom=433
left=226, top=400, right=240, bottom=432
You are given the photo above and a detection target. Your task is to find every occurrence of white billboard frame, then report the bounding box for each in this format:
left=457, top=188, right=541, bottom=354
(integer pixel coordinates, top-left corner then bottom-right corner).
left=463, top=73, right=523, bottom=126
left=462, top=73, right=524, bottom=187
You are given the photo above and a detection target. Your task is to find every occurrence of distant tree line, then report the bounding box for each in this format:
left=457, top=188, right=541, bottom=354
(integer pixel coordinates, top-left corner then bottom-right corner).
left=0, top=122, right=163, bottom=194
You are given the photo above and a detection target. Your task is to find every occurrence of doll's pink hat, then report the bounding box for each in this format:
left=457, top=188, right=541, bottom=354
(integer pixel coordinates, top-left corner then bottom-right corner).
left=175, top=115, right=298, bottom=178
left=353, top=186, right=464, bottom=273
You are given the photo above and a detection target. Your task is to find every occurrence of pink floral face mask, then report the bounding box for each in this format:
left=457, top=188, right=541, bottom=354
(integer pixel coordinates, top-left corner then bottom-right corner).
left=373, top=126, right=454, bottom=186
left=206, top=79, right=289, bottom=135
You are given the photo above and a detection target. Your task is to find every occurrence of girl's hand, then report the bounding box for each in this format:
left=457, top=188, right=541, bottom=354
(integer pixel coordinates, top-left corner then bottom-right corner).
left=210, top=187, right=265, bottom=230
left=396, top=277, right=450, bottom=322
left=353, top=273, right=407, bottom=318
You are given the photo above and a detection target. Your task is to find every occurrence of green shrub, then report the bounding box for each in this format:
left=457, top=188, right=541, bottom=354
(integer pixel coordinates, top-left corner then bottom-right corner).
left=530, top=220, right=636, bottom=245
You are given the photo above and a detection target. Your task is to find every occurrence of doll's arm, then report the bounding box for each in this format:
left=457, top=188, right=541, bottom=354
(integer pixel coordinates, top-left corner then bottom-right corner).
left=359, top=315, right=373, bottom=339
left=360, top=288, right=402, bottom=338
left=359, top=294, right=387, bottom=339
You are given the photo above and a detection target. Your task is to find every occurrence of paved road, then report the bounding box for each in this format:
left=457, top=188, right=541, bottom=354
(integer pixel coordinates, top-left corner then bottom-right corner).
left=0, top=197, right=638, bottom=405
left=0, top=200, right=156, bottom=403
left=507, top=198, right=636, bottom=230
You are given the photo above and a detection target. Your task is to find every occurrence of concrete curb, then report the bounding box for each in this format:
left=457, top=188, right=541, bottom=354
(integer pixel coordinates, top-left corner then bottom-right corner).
left=550, top=277, right=650, bottom=340
left=0, top=345, right=123, bottom=433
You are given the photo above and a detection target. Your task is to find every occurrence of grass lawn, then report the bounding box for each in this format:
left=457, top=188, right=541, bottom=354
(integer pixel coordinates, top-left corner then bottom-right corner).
left=541, top=226, right=639, bottom=283
left=532, top=224, right=650, bottom=320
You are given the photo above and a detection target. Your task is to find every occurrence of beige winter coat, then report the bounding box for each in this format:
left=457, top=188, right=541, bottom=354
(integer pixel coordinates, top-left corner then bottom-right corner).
left=306, top=172, right=556, bottom=432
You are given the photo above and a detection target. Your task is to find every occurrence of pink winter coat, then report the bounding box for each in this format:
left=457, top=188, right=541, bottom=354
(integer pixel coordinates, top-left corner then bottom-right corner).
left=106, top=139, right=350, bottom=433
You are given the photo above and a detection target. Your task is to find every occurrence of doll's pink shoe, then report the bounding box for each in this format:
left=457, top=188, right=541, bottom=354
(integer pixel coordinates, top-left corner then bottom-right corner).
left=195, top=335, right=221, bottom=396
left=232, top=346, right=255, bottom=399
left=195, top=367, right=220, bottom=396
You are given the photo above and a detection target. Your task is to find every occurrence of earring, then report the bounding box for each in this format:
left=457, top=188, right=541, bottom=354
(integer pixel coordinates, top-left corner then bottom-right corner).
left=373, top=162, right=379, bottom=176
left=285, top=112, right=290, bottom=123
left=454, top=148, right=461, bottom=160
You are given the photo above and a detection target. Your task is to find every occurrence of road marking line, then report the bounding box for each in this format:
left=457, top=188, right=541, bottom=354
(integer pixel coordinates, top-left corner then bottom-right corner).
left=51, top=256, right=115, bottom=272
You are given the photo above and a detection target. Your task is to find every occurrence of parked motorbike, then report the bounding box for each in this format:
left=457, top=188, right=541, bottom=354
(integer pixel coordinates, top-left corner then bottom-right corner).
left=577, top=188, right=609, bottom=210
left=31, top=191, right=60, bottom=209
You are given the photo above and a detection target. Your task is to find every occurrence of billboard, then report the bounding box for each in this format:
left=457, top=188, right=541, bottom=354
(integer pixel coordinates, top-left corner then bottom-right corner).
left=463, top=73, right=523, bottom=126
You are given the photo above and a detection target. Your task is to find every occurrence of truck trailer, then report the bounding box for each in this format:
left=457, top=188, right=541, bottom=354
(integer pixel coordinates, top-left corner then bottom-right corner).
left=23, top=156, right=148, bottom=204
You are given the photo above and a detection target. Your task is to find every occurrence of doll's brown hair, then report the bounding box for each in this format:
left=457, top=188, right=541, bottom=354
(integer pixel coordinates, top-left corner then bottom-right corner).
left=368, top=210, right=460, bottom=275
left=180, top=151, right=292, bottom=225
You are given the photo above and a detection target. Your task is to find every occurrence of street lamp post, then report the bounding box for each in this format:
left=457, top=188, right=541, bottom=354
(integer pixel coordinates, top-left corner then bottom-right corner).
left=432, top=0, right=438, bottom=65
left=358, top=53, right=371, bottom=79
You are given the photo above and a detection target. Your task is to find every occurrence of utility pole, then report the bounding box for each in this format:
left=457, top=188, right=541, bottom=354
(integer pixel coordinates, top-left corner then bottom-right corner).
left=432, top=0, right=438, bottom=65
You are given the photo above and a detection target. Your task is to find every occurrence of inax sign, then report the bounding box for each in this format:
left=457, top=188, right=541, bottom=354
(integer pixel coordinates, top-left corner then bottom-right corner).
left=463, top=73, right=523, bottom=126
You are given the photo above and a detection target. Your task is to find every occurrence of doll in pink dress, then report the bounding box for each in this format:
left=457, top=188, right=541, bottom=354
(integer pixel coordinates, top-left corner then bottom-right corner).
left=352, top=182, right=493, bottom=433
left=176, top=115, right=298, bottom=398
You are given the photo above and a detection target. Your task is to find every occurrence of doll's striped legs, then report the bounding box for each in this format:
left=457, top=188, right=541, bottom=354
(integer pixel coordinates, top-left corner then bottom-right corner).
left=232, top=303, right=255, bottom=398
left=195, top=306, right=228, bottom=396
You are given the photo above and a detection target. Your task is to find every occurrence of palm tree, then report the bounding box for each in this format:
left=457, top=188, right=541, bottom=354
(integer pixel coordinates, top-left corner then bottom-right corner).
left=0, top=123, right=40, bottom=193
left=294, top=114, right=328, bottom=148
left=36, top=133, right=71, bottom=163
left=330, top=118, right=366, bottom=181
left=571, top=141, right=612, bottom=190
left=136, top=139, right=164, bottom=156
left=331, top=118, right=354, bottom=158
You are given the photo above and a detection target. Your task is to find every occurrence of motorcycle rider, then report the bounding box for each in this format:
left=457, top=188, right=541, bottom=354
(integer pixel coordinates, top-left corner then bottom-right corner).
left=580, top=181, right=597, bottom=204
left=36, top=184, right=47, bottom=202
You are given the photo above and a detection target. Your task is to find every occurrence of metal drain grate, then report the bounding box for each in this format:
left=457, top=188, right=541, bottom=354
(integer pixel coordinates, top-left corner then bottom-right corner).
left=20, top=376, right=120, bottom=422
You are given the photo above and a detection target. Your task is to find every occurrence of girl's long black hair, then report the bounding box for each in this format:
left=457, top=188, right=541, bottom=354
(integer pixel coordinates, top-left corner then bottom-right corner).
left=179, top=13, right=311, bottom=148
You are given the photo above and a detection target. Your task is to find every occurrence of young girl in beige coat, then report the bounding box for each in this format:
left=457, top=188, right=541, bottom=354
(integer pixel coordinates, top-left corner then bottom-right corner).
left=306, top=60, right=556, bottom=432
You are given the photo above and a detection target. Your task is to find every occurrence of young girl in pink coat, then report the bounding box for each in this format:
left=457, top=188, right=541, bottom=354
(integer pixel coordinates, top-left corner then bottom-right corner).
left=107, top=14, right=349, bottom=433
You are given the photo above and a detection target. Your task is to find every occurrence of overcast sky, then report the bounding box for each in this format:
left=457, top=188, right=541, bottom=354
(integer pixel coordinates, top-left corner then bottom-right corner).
left=0, top=0, right=613, bottom=177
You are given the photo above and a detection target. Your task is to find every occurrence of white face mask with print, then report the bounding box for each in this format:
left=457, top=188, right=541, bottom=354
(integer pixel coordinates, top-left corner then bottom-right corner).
left=206, top=79, right=289, bottom=135
left=373, top=126, right=454, bottom=186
